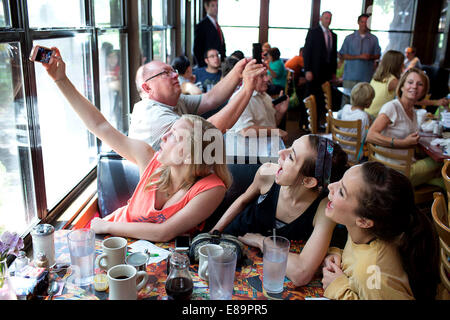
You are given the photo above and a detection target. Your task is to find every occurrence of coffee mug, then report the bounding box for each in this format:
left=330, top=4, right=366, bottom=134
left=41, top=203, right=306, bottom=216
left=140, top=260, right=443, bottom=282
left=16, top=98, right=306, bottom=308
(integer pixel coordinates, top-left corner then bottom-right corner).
left=107, top=264, right=148, bottom=300
left=95, top=237, right=127, bottom=271
left=198, top=244, right=223, bottom=281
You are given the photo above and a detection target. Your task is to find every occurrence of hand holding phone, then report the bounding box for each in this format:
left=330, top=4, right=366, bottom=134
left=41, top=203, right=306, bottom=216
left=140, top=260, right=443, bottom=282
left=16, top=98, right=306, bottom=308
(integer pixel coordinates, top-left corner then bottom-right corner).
left=272, top=94, right=288, bottom=105
left=29, top=45, right=54, bottom=64
left=252, top=43, right=262, bottom=64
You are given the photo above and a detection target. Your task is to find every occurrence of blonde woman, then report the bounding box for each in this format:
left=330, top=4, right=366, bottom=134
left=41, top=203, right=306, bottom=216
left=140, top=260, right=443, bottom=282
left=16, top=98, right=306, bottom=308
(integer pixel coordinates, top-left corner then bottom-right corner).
left=42, top=48, right=232, bottom=242
left=366, top=50, right=404, bottom=118
left=367, top=68, right=443, bottom=188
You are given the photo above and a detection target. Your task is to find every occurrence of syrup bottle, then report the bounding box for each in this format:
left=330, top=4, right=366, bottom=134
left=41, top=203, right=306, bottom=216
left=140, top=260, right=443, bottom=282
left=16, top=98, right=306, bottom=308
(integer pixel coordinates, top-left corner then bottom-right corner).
left=165, top=251, right=193, bottom=300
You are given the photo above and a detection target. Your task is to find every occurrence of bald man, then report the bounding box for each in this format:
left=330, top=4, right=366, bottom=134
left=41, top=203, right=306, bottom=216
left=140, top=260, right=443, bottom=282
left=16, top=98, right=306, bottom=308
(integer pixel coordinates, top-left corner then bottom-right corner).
left=129, top=58, right=265, bottom=150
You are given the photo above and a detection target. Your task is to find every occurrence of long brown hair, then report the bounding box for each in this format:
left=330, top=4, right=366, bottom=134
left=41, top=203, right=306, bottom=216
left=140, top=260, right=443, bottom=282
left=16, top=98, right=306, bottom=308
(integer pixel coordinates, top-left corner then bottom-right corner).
left=355, top=162, right=439, bottom=300
left=146, top=115, right=232, bottom=195
left=372, top=50, right=404, bottom=82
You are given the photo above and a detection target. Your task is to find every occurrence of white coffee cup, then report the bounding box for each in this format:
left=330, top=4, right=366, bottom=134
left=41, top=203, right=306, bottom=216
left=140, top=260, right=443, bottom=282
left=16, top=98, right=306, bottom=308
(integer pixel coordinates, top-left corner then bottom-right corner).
left=107, top=264, right=148, bottom=300
left=198, top=244, right=223, bottom=281
left=95, top=237, right=127, bottom=271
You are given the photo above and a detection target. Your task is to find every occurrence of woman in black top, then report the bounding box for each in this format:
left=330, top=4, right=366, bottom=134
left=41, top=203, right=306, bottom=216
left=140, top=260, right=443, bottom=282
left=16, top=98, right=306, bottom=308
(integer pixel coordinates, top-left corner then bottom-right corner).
left=212, top=134, right=348, bottom=286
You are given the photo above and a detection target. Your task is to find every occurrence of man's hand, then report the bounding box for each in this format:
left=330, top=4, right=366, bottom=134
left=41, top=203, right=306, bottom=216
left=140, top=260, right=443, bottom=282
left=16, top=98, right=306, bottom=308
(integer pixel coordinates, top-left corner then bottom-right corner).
left=231, top=57, right=251, bottom=79
left=274, top=90, right=289, bottom=115
left=305, top=71, right=314, bottom=82
left=242, top=59, right=266, bottom=92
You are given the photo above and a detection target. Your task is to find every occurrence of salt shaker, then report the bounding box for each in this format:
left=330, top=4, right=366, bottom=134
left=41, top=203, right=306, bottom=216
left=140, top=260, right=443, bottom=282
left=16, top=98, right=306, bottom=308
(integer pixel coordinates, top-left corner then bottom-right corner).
left=31, top=224, right=55, bottom=267
left=13, top=251, right=30, bottom=276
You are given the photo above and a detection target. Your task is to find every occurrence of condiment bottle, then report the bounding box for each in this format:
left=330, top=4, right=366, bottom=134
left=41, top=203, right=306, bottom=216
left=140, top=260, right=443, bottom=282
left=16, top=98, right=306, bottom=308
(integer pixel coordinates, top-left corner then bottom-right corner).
left=31, top=224, right=55, bottom=267
left=165, top=251, right=193, bottom=300
left=13, top=251, right=30, bottom=276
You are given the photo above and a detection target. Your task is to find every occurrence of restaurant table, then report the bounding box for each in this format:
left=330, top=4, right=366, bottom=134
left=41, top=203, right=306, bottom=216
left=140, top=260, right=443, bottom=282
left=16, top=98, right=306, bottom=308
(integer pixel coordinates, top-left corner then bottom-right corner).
left=418, top=131, right=450, bottom=162
left=224, top=132, right=285, bottom=164
left=49, top=230, right=324, bottom=300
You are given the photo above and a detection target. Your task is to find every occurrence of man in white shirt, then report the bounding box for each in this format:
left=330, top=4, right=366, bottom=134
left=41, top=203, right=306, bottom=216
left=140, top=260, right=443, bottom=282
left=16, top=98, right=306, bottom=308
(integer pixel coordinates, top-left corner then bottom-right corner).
left=129, top=58, right=265, bottom=150
left=230, top=73, right=288, bottom=139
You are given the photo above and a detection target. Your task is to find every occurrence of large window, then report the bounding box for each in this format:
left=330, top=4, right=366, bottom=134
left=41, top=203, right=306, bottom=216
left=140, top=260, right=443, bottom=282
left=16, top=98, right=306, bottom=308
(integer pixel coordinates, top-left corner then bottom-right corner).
left=268, top=0, right=312, bottom=59
left=369, top=0, right=417, bottom=53
left=218, top=0, right=260, bottom=57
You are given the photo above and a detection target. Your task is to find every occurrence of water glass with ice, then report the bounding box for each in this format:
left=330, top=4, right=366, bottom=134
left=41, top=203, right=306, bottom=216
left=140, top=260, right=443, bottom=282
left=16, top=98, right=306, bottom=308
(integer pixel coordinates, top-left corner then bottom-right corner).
left=208, top=248, right=237, bottom=300
left=263, top=235, right=290, bottom=294
left=67, top=228, right=96, bottom=286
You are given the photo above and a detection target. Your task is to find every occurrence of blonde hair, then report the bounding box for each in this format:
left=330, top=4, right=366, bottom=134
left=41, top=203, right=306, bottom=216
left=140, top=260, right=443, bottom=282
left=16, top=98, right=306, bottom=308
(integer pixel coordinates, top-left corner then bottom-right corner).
left=146, top=115, right=232, bottom=195
left=350, top=82, right=375, bottom=108
left=396, top=67, right=429, bottom=102
left=372, top=50, right=404, bottom=82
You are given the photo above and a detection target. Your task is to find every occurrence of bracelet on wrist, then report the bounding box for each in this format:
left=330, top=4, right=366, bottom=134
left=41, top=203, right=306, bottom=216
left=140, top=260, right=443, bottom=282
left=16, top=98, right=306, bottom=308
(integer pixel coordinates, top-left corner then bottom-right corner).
left=390, top=137, right=395, bottom=148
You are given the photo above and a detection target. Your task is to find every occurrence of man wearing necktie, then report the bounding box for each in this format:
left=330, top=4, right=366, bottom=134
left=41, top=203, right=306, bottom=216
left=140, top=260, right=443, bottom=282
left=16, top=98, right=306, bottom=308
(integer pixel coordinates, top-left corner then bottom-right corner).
left=303, top=11, right=338, bottom=131
left=194, top=0, right=226, bottom=68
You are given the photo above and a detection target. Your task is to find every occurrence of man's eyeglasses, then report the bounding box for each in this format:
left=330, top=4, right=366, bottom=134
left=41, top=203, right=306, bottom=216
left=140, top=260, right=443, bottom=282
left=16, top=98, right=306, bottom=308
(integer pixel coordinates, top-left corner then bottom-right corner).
left=207, top=54, right=221, bottom=59
left=144, top=69, right=178, bottom=82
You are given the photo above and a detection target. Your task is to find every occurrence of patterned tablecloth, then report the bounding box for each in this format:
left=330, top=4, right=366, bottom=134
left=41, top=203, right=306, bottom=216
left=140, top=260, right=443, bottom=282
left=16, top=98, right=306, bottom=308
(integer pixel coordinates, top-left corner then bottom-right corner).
left=52, top=230, right=324, bottom=300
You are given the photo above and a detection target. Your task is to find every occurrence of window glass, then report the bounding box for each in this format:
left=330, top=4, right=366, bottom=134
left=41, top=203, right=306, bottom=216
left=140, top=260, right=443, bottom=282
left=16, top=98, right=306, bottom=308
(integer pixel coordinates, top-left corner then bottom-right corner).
left=221, top=27, right=259, bottom=58
left=27, top=0, right=85, bottom=28
left=139, top=0, right=149, bottom=26
left=0, top=0, right=10, bottom=27
left=219, top=0, right=260, bottom=27
left=372, top=31, right=412, bottom=54
left=152, top=30, right=166, bottom=62
left=33, top=36, right=97, bottom=209
left=268, top=29, right=308, bottom=60
left=99, top=32, right=129, bottom=137
left=94, top=0, right=122, bottom=27
left=370, top=0, right=416, bottom=31
left=269, top=0, right=311, bottom=28
left=152, top=0, right=164, bottom=26
left=320, top=0, right=364, bottom=30
left=0, top=43, right=38, bottom=235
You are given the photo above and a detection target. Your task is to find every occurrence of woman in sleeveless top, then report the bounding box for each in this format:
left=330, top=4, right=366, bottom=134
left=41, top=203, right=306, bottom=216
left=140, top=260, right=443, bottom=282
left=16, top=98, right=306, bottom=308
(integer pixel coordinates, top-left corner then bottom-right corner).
left=366, top=50, right=404, bottom=118
left=212, top=134, right=349, bottom=286
left=322, top=162, right=439, bottom=300
left=43, top=48, right=232, bottom=242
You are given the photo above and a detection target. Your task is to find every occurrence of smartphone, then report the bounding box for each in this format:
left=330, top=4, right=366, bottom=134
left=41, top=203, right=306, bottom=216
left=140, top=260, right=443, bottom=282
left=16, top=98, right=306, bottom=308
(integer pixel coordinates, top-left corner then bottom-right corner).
left=175, top=235, right=191, bottom=251
left=29, top=45, right=54, bottom=64
left=272, top=94, right=288, bottom=105
left=252, top=43, right=262, bottom=64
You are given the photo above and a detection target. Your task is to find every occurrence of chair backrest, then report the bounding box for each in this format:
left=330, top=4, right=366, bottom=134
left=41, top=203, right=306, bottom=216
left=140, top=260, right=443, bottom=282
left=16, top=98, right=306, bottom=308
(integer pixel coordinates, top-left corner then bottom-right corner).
left=97, top=152, right=140, bottom=218
left=285, top=68, right=294, bottom=95
left=441, top=159, right=450, bottom=211
left=330, top=115, right=362, bottom=165
left=431, top=192, right=450, bottom=293
left=304, top=94, right=317, bottom=134
left=367, top=142, right=414, bottom=177
left=322, top=81, right=332, bottom=133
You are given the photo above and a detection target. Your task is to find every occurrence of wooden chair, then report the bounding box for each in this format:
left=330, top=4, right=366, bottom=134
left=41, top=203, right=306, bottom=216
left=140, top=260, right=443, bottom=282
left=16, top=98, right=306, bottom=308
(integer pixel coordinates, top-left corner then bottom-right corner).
left=421, top=93, right=432, bottom=109
left=330, top=115, right=362, bottom=166
left=367, top=143, right=442, bottom=204
left=285, top=68, right=295, bottom=96
left=304, top=94, right=317, bottom=134
left=322, top=81, right=333, bottom=133
left=441, top=159, right=450, bottom=215
left=431, top=192, right=450, bottom=295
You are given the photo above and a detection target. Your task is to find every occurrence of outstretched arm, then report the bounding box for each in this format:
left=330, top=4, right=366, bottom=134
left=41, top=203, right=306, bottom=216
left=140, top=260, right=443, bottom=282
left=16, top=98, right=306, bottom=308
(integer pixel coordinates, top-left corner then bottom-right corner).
left=42, top=47, right=154, bottom=172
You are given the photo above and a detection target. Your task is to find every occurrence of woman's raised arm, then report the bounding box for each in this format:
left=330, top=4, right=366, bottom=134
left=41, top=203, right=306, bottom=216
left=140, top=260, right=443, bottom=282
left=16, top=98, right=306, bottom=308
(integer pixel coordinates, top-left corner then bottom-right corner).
left=42, top=47, right=154, bottom=172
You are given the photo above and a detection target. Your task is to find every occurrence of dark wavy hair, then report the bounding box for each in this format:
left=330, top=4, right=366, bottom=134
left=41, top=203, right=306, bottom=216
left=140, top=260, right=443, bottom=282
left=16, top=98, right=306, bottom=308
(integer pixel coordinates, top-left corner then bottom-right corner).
left=172, top=55, right=191, bottom=75
left=355, top=161, right=440, bottom=300
left=296, top=135, right=349, bottom=192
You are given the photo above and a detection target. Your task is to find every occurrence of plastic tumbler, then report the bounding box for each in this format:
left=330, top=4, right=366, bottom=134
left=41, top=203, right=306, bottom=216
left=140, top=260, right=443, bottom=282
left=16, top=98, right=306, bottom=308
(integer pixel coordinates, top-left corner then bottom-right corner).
left=263, top=235, right=290, bottom=293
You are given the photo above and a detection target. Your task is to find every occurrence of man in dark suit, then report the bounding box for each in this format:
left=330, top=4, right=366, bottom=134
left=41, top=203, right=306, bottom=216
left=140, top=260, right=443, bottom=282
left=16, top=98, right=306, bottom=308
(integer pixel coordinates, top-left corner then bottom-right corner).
left=193, top=0, right=226, bottom=67
left=303, top=11, right=337, bottom=130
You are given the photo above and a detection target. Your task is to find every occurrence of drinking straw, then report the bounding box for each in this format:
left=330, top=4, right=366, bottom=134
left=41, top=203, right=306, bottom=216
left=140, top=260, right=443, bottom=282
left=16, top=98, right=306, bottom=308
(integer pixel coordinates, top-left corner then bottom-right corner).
left=273, top=228, right=276, bottom=245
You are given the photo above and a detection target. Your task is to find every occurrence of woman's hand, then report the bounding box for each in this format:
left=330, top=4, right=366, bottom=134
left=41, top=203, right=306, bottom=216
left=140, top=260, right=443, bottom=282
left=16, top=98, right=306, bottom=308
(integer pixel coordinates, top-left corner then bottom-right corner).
left=90, top=217, right=110, bottom=235
left=238, top=233, right=265, bottom=251
left=400, top=132, right=419, bottom=147
left=42, top=47, right=68, bottom=82
left=321, top=261, right=345, bottom=289
left=323, top=253, right=341, bottom=269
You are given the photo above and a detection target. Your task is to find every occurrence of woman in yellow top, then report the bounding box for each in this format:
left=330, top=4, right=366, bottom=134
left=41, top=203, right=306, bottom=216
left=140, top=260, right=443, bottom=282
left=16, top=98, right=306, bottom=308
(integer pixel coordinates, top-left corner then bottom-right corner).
left=322, top=161, right=439, bottom=300
left=365, top=50, right=404, bottom=118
